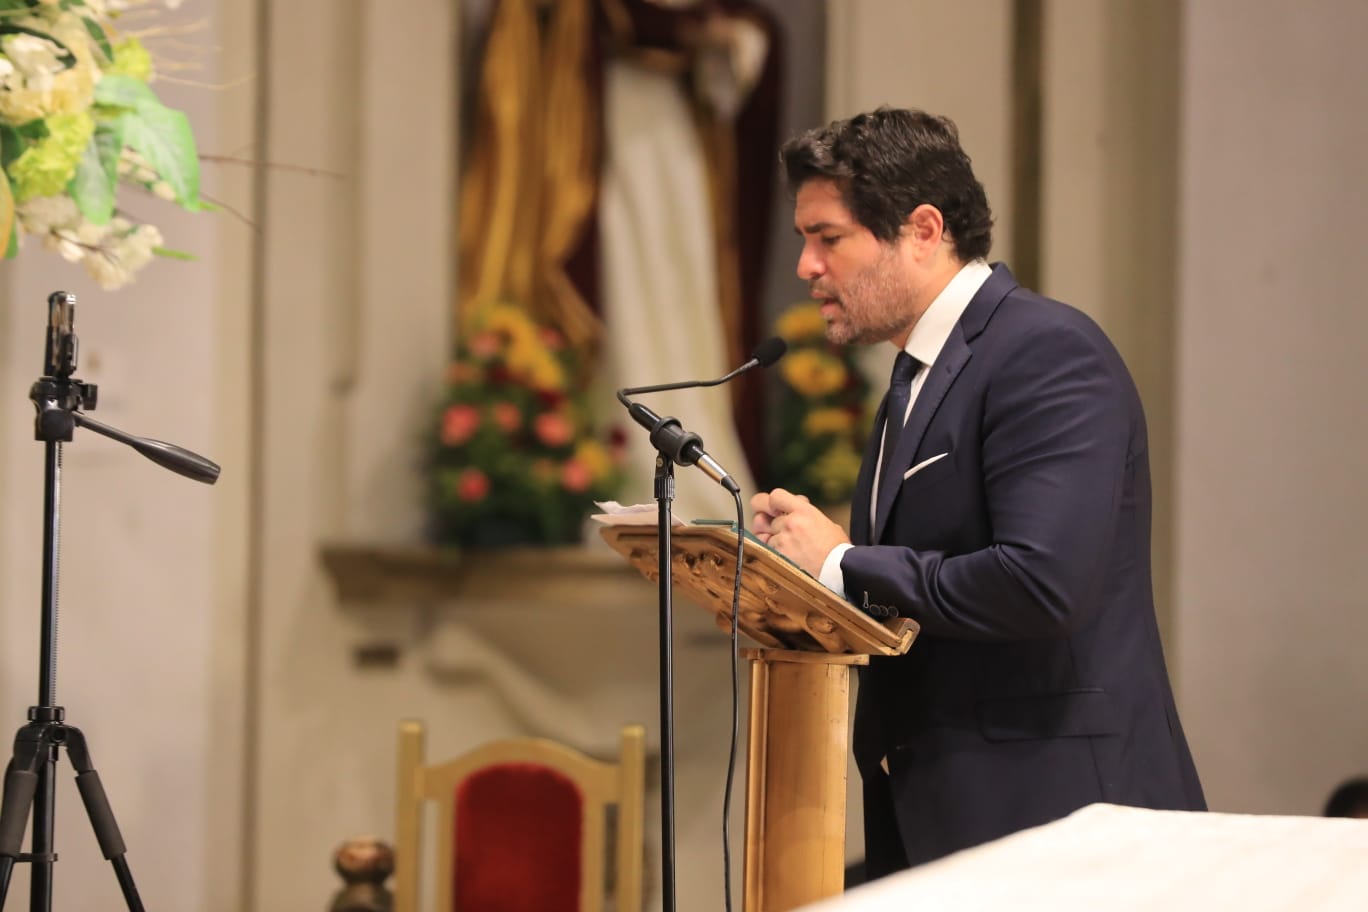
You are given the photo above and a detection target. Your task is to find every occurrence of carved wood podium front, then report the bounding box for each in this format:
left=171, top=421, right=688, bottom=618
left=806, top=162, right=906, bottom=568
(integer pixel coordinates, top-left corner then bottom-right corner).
left=600, top=525, right=918, bottom=911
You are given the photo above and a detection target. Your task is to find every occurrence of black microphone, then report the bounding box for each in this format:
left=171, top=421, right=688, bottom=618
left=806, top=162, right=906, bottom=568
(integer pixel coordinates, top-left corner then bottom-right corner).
left=618, top=337, right=787, bottom=398
left=616, top=337, right=788, bottom=492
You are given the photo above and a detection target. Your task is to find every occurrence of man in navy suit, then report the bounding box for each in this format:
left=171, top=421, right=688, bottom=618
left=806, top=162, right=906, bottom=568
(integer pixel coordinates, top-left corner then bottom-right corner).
left=751, top=108, right=1205, bottom=878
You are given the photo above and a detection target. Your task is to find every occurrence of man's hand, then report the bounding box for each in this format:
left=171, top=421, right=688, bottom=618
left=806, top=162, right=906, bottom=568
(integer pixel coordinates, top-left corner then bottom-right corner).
left=750, top=488, right=850, bottom=576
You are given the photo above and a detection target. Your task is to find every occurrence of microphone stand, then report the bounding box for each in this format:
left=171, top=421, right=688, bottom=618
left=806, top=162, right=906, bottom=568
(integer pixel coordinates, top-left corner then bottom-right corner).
left=616, top=341, right=783, bottom=912
left=0, top=292, right=220, bottom=912
left=652, top=451, right=679, bottom=912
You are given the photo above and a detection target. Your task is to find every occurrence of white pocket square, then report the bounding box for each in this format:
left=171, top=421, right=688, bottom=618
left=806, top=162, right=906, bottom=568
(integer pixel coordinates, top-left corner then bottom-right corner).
left=903, top=452, right=948, bottom=480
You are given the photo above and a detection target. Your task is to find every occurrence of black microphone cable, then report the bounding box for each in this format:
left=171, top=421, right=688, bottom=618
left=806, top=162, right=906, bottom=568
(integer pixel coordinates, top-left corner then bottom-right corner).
left=721, top=487, right=746, bottom=912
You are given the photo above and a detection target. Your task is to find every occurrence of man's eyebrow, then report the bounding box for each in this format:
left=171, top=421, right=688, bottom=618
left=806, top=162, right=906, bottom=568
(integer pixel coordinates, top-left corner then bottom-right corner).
left=795, top=221, right=835, bottom=236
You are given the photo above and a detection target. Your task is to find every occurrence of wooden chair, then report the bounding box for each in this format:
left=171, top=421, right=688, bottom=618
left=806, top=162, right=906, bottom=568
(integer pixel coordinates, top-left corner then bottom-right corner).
left=393, top=720, right=646, bottom=912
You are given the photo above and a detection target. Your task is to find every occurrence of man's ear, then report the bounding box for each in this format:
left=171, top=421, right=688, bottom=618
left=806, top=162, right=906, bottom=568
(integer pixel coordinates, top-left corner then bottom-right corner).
left=904, top=203, right=946, bottom=254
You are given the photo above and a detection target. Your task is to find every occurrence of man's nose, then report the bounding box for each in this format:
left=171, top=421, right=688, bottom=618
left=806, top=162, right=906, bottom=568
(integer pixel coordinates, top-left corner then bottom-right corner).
left=797, top=246, right=824, bottom=281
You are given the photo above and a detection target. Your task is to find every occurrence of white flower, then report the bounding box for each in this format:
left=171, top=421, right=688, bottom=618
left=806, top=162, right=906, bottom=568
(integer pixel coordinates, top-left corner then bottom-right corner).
left=17, top=197, right=166, bottom=290
left=17, top=195, right=82, bottom=236
left=83, top=249, right=129, bottom=289
left=0, top=14, right=100, bottom=122
left=1, top=34, right=68, bottom=92
left=83, top=223, right=163, bottom=289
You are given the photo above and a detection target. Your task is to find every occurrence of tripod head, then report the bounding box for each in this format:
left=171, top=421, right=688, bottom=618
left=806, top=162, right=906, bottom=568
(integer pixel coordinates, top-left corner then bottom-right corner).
left=29, top=291, right=219, bottom=484
left=31, top=293, right=98, bottom=444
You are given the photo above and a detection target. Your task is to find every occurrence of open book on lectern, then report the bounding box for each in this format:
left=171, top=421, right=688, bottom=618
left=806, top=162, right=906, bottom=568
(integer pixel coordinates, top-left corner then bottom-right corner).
left=599, top=521, right=917, bottom=658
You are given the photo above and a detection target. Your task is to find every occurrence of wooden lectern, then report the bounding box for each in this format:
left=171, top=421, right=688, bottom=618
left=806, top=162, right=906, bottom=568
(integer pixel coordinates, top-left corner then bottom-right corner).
left=600, top=524, right=918, bottom=911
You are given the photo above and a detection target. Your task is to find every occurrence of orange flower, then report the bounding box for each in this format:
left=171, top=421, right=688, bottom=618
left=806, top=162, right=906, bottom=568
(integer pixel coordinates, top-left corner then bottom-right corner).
left=456, top=468, right=490, bottom=502
left=467, top=331, right=501, bottom=359
left=440, top=404, right=480, bottom=445
left=561, top=458, right=593, bottom=493
left=491, top=401, right=522, bottom=432
left=533, top=411, right=574, bottom=447
left=445, top=361, right=480, bottom=384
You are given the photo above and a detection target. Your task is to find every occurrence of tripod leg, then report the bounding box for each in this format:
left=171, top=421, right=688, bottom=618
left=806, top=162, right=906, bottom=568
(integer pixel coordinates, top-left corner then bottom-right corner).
left=0, top=761, right=39, bottom=902
left=0, top=740, right=45, bottom=904
left=62, top=729, right=144, bottom=912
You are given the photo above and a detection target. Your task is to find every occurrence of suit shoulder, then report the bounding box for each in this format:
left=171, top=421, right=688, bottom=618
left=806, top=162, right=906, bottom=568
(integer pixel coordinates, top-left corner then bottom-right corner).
left=984, top=287, right=1128, bottom=362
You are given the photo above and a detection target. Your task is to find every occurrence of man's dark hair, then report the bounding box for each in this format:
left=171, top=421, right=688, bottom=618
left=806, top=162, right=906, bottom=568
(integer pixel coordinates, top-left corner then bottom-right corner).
left=1324, top=776, right=1368, bottom=817
left=781, top=107, right=994, bottom=262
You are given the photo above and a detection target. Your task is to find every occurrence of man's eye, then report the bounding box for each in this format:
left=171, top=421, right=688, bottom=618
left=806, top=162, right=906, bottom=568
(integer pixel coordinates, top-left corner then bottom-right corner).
left=821, top=235, right=839, bottom=246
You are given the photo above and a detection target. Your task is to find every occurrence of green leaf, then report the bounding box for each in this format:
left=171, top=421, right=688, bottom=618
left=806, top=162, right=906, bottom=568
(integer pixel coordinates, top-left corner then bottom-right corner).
left=120, top=106, right=200, bottom=208
left=93, top=74, right=161, bottom=112
left=0, top=123, right=24, bottom=171
left=82, top=15, right=113, bottom=61
left=151, top=245, right=196, bottom=261
left=68, top=120, right=122, bottom=224
left=0, top=169, right=13, bottom=256
left=3, top=206, right=17, bottom=259
left=14, top=119, right=48, bottom=142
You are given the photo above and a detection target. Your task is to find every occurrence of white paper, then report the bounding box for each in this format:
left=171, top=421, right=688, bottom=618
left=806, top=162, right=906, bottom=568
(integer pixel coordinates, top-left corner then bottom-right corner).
left=590, top=500, right=687, bottom=527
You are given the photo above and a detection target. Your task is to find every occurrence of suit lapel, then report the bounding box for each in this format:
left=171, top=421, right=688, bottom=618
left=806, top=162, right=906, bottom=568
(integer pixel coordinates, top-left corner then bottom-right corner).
left=869, top=263, right=1019, bottom=542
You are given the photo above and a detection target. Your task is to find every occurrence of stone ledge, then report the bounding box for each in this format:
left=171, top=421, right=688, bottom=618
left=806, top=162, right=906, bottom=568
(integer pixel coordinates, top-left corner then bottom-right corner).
left=319, top=540, right=641, bottom=604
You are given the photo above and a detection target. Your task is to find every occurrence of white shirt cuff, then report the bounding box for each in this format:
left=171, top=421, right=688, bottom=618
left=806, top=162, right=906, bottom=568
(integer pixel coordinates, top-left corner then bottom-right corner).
left=819, top=543, right=854, bottom=599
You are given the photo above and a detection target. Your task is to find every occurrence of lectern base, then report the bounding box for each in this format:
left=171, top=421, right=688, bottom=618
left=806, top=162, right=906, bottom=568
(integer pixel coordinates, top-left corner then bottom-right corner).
left=743, top=649, right=869, bottom=912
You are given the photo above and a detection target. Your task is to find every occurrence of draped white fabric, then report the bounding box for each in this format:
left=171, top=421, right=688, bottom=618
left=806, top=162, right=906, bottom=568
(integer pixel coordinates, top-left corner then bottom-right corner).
left=801, top=803, right=1368, bottom=911
left=596, top=60, right=757, bottom=521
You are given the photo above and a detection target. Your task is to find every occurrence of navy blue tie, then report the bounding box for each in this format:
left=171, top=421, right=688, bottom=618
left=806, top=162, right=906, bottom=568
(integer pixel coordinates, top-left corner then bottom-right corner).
left=881, top=351, right=919, bottom=478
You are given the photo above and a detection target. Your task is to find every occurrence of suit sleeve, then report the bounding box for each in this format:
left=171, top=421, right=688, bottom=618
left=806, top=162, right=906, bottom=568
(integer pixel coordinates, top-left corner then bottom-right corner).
left=840, top=321, right=1134, bottom=640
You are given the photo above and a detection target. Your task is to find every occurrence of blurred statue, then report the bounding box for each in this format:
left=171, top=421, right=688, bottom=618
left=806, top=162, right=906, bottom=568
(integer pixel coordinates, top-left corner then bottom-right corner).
left=456, top=0, right=782, bottom=503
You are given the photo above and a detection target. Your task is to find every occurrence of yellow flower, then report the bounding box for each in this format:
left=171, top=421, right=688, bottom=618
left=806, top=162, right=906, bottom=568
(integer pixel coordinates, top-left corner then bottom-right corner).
left=775, top=302, right=828, bottom=342
left=803, top=407, right=855, bottom=437
left=484, top=304, right=540, bottom=346
left=781, top=349, right=847, bottom=397
left=511, top=348, right=564, bottom=392
left=811, top=444, right=863, bottom=503
left=574, top=439, right=613, bottom=481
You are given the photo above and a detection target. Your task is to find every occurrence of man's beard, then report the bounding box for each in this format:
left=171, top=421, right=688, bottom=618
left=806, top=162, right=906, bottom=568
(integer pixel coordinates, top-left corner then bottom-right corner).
left=816, top=250, right=918, bottom=346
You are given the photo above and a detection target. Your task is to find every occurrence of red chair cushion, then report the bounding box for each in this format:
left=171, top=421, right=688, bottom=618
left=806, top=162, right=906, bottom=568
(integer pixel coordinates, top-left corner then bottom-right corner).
left=453, top=762, right=584, bottom=911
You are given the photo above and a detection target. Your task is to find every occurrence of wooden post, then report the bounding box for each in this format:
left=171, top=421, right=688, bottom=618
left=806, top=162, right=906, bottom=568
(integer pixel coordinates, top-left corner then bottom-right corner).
left=742, top=649, right=868, bottom=912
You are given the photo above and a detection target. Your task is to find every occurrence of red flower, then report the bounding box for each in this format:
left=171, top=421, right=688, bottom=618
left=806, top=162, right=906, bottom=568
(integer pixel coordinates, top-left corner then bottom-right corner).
left=561, top=459, right=592, bottom=493
left=456, top=468, right=490, bottom=502
left=467, top=332, right=501, bottom=359
left=539, top=327, right=565, bottom=350
left=491, top=401, right=522, bottom=433
left=440, top=404, right=480, bottom=446
left=533, top=411, right=574, bottom=447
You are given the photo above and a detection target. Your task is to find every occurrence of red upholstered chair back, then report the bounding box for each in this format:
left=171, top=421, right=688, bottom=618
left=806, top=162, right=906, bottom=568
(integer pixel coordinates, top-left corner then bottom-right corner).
left=393, top=721, right=646, bottom=912
left=453, top=763, right=583, bottom=911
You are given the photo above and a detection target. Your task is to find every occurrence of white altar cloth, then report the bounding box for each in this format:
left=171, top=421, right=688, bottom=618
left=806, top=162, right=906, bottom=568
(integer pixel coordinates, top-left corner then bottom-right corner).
left=800, top=803, right=1368, bottom=911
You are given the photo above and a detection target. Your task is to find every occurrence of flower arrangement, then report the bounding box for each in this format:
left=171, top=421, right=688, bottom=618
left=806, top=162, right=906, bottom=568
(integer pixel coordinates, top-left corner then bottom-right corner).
left=428, top=303, right=625, bottom=548
left=1, top=0, right=201, bottom=289
left=768, top=300, right=871, bottom=506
